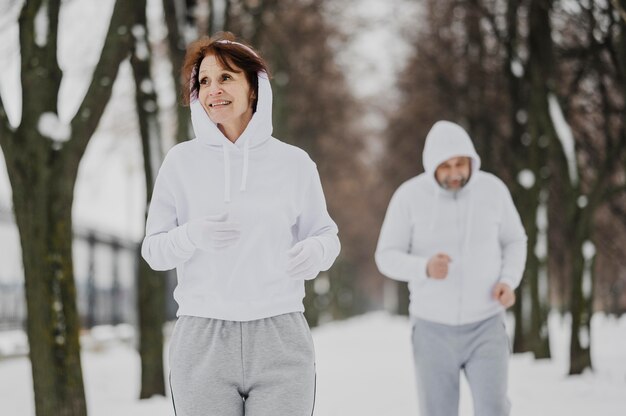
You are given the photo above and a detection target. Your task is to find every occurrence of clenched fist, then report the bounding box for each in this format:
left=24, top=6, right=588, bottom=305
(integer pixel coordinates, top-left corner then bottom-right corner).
left=492, top=282, right=515, bottom=308
left=426, top=253, right=452, bottom=279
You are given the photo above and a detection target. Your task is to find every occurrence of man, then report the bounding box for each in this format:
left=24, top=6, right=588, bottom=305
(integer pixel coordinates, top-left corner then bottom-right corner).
left=375, top=121, right=527, bottom=416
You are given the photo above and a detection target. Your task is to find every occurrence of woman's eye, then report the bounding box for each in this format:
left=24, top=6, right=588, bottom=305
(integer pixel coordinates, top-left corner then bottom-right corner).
left=221, top=74, right=232, bottom=81
left=199, top=77, right=208, bottom=85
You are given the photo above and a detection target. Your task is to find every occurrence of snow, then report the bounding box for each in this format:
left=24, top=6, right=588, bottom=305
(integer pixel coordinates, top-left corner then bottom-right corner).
left=132, top=25, right=149, bottom=61
left=548, top=93, right=578, bottom=186
left=1, top=311, right=625, bottom=416
left=511, top=59, right=524, bottom=78
left=534, top=235, right=547, bottom=259
left=582, top=240, right=596, bottom=260
left=57, top=0, right=117, bottom=124
left=37, top=112, right=71, bottom=144
left=515, top=109, right=528, bottom=124
left=34, top=2, right=49, bottom=47
left=140, top=79, right=154, bottom=94
left=0, top=220, right=22, bottom=283
left=0, top=1, right=22, bottom=127
left=517, top=169, right=535, bottom=189
left=534, top=200, right=548, bottom=259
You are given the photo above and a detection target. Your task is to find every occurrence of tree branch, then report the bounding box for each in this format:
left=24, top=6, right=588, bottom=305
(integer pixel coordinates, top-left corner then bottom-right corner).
left=605, top=183, right=626, bottom=201
left=0, top=92, right=14, bottom=151
left=67, top=0, right=134, bottom=159
left=466, top=0, right=504, bottom=45
left=223, top=0, right=232, bottom=32
left=207, top=0, right=214, bottom=35
left=45, top=0, right=62, bottom=96
left=18, top=0, right=63, bottom=115
left=611, top=0, right=626, bottom=23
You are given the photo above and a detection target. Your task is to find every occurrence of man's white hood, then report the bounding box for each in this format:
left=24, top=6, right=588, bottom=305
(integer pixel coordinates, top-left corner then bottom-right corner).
left=422, top=121, right=482, bottom=189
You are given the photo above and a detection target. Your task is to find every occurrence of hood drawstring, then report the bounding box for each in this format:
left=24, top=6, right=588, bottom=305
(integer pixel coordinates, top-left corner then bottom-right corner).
left=428, top=187, right=473, bottom=257
left=463, top=194, right=474, bottom=254
left=240, top=140, right=249, bottom=192
left=222, top=144, right=231, bottom=203
left=221, top=140, right=250, bottom=203
left=429, top=187, right=441, bottom=234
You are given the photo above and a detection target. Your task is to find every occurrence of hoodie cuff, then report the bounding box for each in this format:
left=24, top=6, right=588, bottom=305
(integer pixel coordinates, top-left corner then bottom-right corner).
left=413, top=257, right=429, bottom=281
left=498, top=278, right=518, bottom=290
left=169, top=223, right=196, bottom=257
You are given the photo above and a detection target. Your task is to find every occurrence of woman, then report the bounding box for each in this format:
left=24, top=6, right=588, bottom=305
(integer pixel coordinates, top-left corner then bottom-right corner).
left=141, top=33, right=340, bottom=415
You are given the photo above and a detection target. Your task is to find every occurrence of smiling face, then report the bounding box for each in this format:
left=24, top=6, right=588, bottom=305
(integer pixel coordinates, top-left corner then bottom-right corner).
left=198, top=54, right=255, bottom=141
left=435, top=156, right=472, bottom=190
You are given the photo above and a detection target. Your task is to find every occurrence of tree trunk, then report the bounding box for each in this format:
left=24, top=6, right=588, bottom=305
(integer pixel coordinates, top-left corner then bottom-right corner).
left=502, top=0, right=534, bottom=354
left=512, top=284, right=526, bottom=351
left=516, top=0, right=553, bottom=358
left=567, top=232, right=591, bottom=374
left=0, top=1, right=135, bottom=414
left=131, top=0, right=166, bottom=398
left=11, top=151, right=86, bottom=416
left=162, top=0, right=194, bottom=143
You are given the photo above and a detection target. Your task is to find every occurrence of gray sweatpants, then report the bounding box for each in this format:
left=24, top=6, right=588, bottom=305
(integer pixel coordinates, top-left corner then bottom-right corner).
left=168, top=312, right=316, bottom=416
left=411, top=313, right=511, bottom=416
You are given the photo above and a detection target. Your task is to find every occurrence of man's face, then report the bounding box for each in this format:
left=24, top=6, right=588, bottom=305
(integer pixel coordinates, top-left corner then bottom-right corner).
left=435, top=156, right=471, bottom=190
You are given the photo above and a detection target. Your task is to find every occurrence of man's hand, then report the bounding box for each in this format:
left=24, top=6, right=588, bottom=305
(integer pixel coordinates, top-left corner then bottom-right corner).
left=492, top=282, right=515, bottom=308
left=426, top=253, right=452, bottom=279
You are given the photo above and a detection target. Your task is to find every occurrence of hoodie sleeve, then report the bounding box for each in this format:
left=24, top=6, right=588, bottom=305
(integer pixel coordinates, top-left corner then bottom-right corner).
left=296, top=164, right=340, bottom=272
left=497, top=184, right=528, bottom=289
left=375, top=186, right=429, bottom=282
left=141, top=156, right=196, bottom=271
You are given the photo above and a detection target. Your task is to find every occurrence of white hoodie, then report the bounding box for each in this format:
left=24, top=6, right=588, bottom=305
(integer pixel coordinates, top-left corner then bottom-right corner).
left=141, top=71, right=340, bottom=321
left=375, top=121, right=527, bottom=325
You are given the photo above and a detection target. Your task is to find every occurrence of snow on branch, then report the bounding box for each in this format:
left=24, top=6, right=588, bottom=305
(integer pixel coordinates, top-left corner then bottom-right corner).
left=34, top=2, right=49, bottom=47
left=38, top=112, right=71, bottom=148
left=548, top=93, right=578, bottom=186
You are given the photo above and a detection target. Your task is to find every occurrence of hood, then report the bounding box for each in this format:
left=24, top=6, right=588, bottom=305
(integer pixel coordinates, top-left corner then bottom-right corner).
left=422, top=120, right=481, bottom=189
left=190, top=71, right=273, bottom=150
left=422, top=121, right=482, bottom=253
left=189, top=71, right=273, bottom=202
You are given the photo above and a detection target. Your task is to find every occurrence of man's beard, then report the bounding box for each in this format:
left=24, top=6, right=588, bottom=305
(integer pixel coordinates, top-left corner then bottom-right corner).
left=441, top=175, right=469, bottom=190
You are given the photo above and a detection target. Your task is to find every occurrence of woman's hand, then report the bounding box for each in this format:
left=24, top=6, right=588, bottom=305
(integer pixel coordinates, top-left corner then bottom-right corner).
left=286, top=239, right=324, bottom=280
left=186, top=213, right=241, bottom=251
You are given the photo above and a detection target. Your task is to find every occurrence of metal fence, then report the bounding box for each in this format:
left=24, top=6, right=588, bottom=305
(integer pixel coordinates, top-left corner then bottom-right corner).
left=0, top=205, right=177, bottom=331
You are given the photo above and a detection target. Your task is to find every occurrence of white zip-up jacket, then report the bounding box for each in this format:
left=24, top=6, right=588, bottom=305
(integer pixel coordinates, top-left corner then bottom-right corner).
left=375, top=121, right=527, bottom=325
left=141, top=71, right=340, bottom=321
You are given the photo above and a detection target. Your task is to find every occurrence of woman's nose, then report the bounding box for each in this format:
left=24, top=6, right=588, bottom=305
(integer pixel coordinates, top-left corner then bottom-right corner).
left=208, top=84, right=223, bottom=96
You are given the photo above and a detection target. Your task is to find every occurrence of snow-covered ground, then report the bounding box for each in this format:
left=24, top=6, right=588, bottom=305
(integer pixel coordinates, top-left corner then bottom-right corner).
left=1, top=311, right=625, bottom=416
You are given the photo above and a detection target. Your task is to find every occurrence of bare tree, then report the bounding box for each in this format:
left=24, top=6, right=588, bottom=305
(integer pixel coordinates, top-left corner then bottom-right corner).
left=0, top=1, right=134, bottom=414
left=130, top=0, right=167, bottom=398
left=548, top=0, right=626, bottom=374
